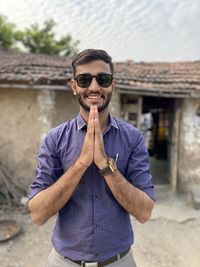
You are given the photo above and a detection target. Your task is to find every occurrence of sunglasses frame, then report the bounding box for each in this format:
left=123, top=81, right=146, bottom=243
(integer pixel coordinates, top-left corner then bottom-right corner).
left=75, top=73, right=113, bottom=88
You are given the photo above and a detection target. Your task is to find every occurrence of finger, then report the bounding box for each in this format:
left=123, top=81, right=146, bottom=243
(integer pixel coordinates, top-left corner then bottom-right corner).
left=87, top=118, right=95, bottom=137
left=93, top=105, right=99, bottom=120
left=87, top=105, right=94, bottom=128
left=93, top=106, right=100, bottom=132
left=94, top=118, right=101, bottom=136
left=94, top=118, right=104, bottom=153
left=88, top=105, right=94, bottom=122
left=87, top=106, right=95, bottom=135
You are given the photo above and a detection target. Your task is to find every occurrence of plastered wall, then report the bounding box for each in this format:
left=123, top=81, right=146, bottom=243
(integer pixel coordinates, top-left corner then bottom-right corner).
left=110, top=91, right=121, bottom=119
left=1, top=88, right=199, bottom=193
left=178, top=99, right=200, bottom=191
left=0, top=88, right=79, bottom=189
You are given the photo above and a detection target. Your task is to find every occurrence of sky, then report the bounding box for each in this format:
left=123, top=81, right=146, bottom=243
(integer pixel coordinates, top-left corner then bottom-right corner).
left=0, top=0, right=200, bottom=62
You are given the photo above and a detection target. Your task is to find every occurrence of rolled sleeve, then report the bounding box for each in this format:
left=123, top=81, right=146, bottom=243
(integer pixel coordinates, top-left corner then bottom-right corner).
left=126, top=130, right=155, bottom=201
left=28, top=131, right=63, bottom=200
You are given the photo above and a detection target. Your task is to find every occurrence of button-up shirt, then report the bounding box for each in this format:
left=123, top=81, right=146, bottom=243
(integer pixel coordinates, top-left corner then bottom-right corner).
left=29, top=113, right=154, bottom=261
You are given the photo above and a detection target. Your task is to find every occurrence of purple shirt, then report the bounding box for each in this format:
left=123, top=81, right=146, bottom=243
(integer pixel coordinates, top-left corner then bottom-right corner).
left=29, top=113, right=154, bottom=261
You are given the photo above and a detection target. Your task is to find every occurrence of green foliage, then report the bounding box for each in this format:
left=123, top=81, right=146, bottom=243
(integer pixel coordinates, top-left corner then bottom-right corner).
left=17, top=19, right=79, bottom=57
left=0, top=14, right=79, bottom=57
left=0, top=14, right=18, bottom=49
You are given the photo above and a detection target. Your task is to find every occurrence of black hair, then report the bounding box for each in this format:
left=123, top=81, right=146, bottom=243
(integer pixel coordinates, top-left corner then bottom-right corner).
left=72, top=49, right=113, bottom=77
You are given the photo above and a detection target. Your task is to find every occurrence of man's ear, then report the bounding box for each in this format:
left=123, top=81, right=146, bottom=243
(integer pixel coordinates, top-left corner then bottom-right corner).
left=111, top=79, right=117, bottom=92
left=70, top=79, right=77, bottom=95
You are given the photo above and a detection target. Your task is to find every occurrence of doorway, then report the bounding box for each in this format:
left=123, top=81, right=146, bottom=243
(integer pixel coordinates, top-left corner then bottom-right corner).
left=141, top=96, right=174, bottom=185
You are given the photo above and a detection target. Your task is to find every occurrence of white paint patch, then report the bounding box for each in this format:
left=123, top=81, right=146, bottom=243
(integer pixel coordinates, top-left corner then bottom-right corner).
left=39, top=116, right=48, bottom=125
left=41, top=132, right=47, bottom=141
left=181, top=100, right=200, bottom=151
left=37, top=90, right=55, bottom=112
left=37, top=90, right=55, bottom=141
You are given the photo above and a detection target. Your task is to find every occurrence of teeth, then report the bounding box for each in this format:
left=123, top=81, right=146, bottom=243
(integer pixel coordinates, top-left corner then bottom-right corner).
left=88, top=95, right=101, bottom=99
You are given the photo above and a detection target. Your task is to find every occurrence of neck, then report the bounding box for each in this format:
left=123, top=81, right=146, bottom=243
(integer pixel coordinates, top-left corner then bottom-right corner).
left=80, top=107, right=109, bottom=132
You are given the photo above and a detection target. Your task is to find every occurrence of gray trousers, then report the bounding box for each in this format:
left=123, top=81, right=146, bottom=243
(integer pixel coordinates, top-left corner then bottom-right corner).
left=45, top=248, right=137, bottom=267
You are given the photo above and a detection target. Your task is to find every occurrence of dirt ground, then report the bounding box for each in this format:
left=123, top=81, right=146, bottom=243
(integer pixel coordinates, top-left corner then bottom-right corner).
left=0, top=184, right=200, bottom=267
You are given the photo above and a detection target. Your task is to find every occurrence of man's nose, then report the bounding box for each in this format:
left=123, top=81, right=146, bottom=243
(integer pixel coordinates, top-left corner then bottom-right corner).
left=89, top=77, right=100, bottom=91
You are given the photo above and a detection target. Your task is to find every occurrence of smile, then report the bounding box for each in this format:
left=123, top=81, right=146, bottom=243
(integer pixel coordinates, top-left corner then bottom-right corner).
left=86, top=94, right=103, bottom=100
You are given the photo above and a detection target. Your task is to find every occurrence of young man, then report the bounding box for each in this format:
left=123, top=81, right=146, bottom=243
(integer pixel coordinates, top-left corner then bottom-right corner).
left=29, top=49, right=154, bottom=267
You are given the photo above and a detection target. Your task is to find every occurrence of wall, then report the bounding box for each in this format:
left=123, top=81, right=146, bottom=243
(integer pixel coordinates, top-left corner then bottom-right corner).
left=2, top=88, right=199, bottom=193
left=51, top=90, right=79, bottom=127
left=0, top=88, right=78, bottom=190
left=178, top=98, right=200, bottom=191
left=0, top=87, right=121, bottom=190
left=110, top=91, right=121, bottom=119
left=0, top=89, right=41, bottom=189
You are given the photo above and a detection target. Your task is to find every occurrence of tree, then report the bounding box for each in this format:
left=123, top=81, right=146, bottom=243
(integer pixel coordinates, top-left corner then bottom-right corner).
left=0, top=14, right=18, bottom=49
left=0, top=14, right=79, bottom=57
left=18, top=19, right=79, bottom=58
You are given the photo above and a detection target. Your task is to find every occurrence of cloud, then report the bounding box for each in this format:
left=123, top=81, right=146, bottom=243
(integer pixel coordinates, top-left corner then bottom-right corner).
left=0, top=0, right=199, bottom=61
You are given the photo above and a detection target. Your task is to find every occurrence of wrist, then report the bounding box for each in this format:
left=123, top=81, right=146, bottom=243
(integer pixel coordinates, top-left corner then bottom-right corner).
left=97, top=157, right=108, bottom=170
left=98, top=157, right=118, bottom=176
left=75, top=158, right=90, bottom=169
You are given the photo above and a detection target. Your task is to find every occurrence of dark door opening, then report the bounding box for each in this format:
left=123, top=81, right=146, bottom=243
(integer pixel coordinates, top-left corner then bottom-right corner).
left=141, top=96, right=174, bottom=185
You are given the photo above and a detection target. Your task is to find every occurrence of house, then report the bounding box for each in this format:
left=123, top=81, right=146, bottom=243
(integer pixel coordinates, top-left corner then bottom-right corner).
left=0, top=49, right=200, bottom=194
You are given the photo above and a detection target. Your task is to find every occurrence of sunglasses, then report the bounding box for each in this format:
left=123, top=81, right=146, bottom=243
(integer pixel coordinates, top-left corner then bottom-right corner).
left=75, top=73, right=113, bottom=88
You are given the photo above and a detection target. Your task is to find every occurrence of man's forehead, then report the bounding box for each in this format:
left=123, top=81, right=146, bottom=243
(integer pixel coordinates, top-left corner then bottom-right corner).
left=76, top=60, right=111, bottom=74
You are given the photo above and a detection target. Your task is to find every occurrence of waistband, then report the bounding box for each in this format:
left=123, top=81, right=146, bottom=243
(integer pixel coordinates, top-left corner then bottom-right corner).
left=64, top=248, right=130, bottom=267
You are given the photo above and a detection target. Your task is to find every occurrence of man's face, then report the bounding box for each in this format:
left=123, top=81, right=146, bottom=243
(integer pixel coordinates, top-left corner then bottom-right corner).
left=71, top=60, right=116, bottom=112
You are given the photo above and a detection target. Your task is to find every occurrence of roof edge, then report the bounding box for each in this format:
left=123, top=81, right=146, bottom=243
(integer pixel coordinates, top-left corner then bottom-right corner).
left=0, top=83, right=70, bottom=91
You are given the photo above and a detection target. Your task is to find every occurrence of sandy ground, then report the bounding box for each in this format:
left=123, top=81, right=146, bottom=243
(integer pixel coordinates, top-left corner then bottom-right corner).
left=0, top=184, right=200, bottom=267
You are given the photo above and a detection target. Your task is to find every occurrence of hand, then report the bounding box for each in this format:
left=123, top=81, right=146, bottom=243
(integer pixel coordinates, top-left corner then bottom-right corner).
left=78, top=106, right=95, bottom=167
left=93, top=106, right=107, bottom=169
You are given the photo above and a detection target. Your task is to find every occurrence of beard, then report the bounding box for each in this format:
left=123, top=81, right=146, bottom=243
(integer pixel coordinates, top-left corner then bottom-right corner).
left=77, top=92, right=112, bottom=112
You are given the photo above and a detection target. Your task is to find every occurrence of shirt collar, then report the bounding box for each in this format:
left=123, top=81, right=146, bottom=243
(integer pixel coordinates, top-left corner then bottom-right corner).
left=77, top=113, right=87, bottom=130
left=76, top=112, right=119, bottom=131
left=109, top=113, right=119, bottom=129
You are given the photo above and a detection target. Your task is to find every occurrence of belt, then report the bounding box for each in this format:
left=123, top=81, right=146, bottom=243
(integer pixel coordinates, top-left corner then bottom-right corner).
left=64, top=248, right=130, bottom=267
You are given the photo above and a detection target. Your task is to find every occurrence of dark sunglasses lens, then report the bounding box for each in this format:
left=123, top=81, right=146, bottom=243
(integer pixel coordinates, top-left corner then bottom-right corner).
left=76, top=74, right=92, bottom=88
left=97, top=74, right=112, bottom=87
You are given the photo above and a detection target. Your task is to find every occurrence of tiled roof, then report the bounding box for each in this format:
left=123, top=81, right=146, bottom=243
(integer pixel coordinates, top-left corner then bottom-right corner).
left=115, top=61, right=200, bottom=98
left=0, top=49, right=200, bottom=98
left=0, top=49, right=72, bottom=87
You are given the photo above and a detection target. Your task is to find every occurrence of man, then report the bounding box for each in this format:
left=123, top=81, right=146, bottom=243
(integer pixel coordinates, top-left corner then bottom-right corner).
left=29, top=49, right=154, bottom=267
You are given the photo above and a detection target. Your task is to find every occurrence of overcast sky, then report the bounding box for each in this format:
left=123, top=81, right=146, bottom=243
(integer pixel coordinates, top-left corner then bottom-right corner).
left=0, top=0, right=200, bottom=62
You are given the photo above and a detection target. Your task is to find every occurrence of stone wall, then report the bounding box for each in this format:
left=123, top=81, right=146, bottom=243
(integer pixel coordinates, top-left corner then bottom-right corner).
left=178, top=98, right=200, bottom=191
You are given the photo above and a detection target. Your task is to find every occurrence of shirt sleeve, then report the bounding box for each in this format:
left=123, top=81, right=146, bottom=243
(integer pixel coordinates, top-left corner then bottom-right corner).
left=28, top=130, right=63, bottom=200
left=126, top=130, right=155, bottom=201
